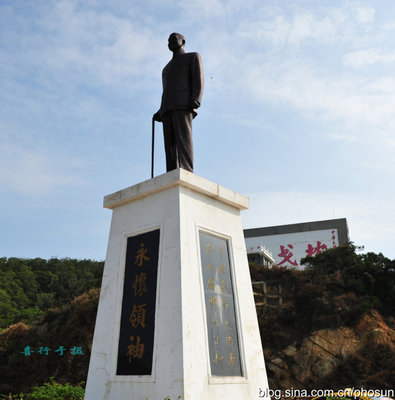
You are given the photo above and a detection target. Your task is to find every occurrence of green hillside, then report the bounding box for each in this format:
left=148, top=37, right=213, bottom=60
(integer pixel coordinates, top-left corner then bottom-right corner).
left=0, top=289, right=99, bottom=396
left=0, top=244, right=394, bottom=395
left=0, top=257, right=103, bottom=330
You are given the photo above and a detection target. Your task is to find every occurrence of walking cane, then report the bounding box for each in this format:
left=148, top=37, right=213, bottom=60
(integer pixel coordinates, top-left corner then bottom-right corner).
left=151, top=117, right=155, bottom=179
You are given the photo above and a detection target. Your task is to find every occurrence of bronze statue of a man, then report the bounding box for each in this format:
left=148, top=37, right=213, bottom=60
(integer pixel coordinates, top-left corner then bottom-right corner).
left=153, top=33, right=204, bottom=173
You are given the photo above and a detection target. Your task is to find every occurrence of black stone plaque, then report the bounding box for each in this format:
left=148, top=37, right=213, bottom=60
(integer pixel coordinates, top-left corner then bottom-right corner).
left=199, top=231, right=243, bottom=376
left=116, top=229, right=160, bottom=375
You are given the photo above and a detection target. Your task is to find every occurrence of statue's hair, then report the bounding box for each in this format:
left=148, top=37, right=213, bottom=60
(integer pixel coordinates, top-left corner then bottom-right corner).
left=170, top=32, right=185, bottom=42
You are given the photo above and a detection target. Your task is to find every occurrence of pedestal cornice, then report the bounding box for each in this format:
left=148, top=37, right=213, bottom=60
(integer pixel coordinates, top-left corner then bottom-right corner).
left=103, top=169, right=249, bottom=211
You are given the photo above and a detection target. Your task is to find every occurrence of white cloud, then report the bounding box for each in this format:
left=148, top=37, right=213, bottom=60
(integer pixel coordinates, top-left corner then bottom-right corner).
left=234, top=2, right=376, bottom=47
left=287, top=11, right=340, bottom=45
left=5, top=0, right=166, bottom=91
left=239, top=61, right=395, bottom=135
left=194, top=2, right=395, bottom=150
left=344, top=48, right=395, bottom=67
left=0, top=142, right=86, bottom=196
left=354, top=5, right=375, bottom=24
left=179, top=0, right=256, bottom=20
left=382, top=21, right=395, bottom=34
left=326, top=133, right=358, bottom=144
left=180, top=0, right=225, bottom=18
left=236, top=14, right=291, bottom=46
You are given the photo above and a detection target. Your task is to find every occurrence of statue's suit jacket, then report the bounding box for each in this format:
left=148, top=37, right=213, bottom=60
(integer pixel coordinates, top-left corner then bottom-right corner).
left=159, top=52, right=204, bottom=118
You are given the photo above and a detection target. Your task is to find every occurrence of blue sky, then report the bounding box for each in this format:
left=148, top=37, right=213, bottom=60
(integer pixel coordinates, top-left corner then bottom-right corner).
left=1, top=0, right=395, bottom=260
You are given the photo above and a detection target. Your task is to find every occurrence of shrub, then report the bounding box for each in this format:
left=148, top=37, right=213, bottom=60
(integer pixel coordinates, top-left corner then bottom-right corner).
left=24, top=379, right=84, bottom=400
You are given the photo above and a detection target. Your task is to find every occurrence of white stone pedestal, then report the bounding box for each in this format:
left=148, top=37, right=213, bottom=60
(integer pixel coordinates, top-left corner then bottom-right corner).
left=85, top=169, right=269, bottom=400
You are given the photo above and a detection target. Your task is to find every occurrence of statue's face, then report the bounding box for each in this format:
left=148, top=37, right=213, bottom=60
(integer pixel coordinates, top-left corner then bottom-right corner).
left=168, top=33, right=184, bottom=51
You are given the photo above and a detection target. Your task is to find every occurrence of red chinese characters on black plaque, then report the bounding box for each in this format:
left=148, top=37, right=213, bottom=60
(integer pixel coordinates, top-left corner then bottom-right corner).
left=117, top=229, right=160, bottom=375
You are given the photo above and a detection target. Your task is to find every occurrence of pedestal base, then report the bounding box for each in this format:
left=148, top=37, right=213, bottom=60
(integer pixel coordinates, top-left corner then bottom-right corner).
left=85, top=169, right=269, bottom=399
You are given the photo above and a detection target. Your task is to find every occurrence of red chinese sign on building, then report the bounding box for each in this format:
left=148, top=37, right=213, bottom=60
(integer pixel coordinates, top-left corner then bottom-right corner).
left=277, top=244, right=298, bottom=266
left=276, top=230, right=338, bottom=268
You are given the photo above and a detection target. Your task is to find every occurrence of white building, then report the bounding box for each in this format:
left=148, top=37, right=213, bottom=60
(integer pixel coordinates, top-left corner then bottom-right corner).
left=244, top=218, right=349, bottom=270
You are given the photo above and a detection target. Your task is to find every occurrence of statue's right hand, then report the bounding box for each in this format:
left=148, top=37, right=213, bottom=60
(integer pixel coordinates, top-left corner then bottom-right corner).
left=153, top=111, right=162, bottom=122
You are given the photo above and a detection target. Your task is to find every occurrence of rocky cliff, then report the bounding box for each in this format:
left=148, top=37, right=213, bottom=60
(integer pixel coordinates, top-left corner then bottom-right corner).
left=266, top=310, right=394, bottom=389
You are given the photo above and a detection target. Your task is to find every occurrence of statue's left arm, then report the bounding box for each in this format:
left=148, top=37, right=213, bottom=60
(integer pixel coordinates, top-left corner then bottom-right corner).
left=190, top=53, right=204, bottom=110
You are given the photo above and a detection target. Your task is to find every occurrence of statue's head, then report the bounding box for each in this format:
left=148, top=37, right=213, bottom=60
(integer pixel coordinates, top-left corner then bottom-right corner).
left=168, top=32, right=185, bottom=52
